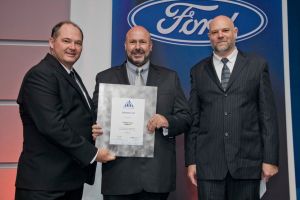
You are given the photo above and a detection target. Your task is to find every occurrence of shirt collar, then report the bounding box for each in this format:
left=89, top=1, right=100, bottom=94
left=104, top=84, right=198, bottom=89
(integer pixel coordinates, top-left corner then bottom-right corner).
left=59, top=62, right=73, bottom=74
left=126, top=60, right=150, bottom=73
left=213, top=48, right=238, bottom=64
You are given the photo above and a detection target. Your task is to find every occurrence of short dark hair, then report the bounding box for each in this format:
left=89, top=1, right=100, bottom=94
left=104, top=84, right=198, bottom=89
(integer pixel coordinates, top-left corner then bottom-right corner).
left=51, top=20, right=83, bottom=39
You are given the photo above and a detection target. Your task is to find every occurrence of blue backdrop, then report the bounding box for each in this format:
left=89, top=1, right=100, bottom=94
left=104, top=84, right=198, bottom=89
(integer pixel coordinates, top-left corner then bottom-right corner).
left=111, top=0, right=291, bottom=199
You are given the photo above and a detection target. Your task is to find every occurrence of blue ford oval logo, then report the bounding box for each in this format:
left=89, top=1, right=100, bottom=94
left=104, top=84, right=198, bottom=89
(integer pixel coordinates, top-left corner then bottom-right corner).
left=127, top=0, right=268, bottom=46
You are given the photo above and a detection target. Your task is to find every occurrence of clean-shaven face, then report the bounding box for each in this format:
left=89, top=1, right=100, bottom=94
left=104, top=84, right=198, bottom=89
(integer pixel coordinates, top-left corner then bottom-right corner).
left=49, top=24, right=83, bottom=69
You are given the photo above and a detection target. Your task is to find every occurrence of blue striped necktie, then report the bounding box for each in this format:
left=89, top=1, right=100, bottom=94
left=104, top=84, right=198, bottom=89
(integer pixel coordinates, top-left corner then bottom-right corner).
left=221, top=58, right=230, bottom=91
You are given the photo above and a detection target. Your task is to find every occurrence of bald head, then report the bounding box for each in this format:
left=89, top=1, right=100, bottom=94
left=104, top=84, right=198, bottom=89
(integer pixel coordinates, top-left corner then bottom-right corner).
left=125, top=26, right=153, bottom=67
left=208, top=15, right=238, bottom=57
left=126, top=26, right=151, bottom=42
left=209, top=15, right=235, bottom=31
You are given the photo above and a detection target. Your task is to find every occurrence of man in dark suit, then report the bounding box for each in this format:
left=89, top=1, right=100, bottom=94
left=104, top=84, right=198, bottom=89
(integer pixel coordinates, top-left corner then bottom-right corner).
left=15, top=21, right=115, bottom=200
left=92, top=26, right=191, bottom=200
left=185, top=15, right=279, bottom=200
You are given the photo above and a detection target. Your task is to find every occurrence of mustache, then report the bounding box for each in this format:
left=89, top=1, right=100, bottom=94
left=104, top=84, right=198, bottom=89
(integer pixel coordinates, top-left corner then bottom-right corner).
left=132, top=49, right=145, bottom=54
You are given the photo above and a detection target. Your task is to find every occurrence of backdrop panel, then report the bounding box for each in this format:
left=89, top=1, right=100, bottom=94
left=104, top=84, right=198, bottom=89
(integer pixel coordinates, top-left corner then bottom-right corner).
left=0, top=106, right=22, bottom=162
left=0, top=46, right=48, bottom=99
left=111, top=0, right=289, bottom=199
left=0, top=0, right=70, bottom=40
left=0, top=169, right=17, bottom=200
left=288, top=0, right=300, bottom=199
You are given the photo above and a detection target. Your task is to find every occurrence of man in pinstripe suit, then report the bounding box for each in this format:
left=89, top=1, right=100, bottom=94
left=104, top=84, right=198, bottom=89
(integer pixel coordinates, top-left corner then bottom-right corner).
left=185, top=15, right=279, bottom=200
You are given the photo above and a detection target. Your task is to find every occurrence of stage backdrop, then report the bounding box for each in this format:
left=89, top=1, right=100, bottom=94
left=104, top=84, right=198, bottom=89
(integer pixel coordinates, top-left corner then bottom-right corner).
left=110, top=0, right=290, bottom=199
left=288, top=0, right=300, bottom=199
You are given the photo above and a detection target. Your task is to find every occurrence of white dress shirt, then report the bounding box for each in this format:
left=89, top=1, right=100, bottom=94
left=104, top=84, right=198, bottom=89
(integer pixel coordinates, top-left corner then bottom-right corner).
left=212, top=48, right=238, bottom=82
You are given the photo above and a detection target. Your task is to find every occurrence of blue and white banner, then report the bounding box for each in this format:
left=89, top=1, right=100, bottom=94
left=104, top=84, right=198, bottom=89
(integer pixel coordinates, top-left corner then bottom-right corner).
left=127, top=0, right=267, bottom=46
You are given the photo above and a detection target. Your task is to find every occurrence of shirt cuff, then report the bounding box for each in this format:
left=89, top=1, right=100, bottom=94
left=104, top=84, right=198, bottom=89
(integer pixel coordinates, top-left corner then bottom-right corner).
left=90, top=149, right=98, bottom=164
left=162, top=128, right=168, bottom=136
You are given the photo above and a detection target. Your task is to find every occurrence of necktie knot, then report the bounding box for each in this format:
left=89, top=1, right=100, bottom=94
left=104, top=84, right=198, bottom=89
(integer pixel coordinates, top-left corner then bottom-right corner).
left=135, top=68, right=144, bottom=86
left=136, top=68, right=143, bottom=75
left=70, top=71, right=76, bottom=80
left=221, top=58, right=229, bottom=64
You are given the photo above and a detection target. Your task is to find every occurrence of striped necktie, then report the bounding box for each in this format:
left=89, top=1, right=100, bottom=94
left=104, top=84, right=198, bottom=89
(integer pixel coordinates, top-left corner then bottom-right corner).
left=221, top=58, right=230, bottom=91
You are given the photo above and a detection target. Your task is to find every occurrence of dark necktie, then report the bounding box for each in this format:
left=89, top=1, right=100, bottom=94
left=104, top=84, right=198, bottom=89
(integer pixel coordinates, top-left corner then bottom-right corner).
left=135, top=68, right=144, bottom=86
left=70, top=70, right=76, bottom=80
left=221, top=58, right=230, bottom=91
left=70, top=70, right=91, bottom=109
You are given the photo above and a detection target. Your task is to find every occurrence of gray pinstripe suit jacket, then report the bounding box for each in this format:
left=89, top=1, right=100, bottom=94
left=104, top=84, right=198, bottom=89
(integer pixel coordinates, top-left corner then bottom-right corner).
left=185, top=51, right=279, bottom=180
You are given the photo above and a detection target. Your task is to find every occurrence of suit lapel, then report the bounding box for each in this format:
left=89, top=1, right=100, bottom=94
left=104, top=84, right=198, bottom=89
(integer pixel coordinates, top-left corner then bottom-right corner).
left=204, top=56, right=224, bottom=91
left=146, top=64, right=161, bottom=86
left=64, top=69, right=92, bottom=111
left=73, top=70, right=95, bottom=111
left=226, top=51, right=247, bottom=91
left=46, top=54, right=92, bottom=111
left=117, top=63, right=131, bottom=85
left=204, top=51, right=248, bottom=92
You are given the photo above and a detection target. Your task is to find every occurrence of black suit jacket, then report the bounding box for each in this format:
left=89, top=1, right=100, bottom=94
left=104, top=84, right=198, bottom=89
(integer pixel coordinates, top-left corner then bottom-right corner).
left=93, top=63, right=191, bottom=195
left=16, top=53, right=97, bottom=191
left=185, top=51, right=279, bottom=180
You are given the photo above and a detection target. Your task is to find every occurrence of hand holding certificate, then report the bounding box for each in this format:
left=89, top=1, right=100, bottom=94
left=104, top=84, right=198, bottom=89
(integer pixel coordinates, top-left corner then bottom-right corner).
left=95, top=83, right=157, bottom=157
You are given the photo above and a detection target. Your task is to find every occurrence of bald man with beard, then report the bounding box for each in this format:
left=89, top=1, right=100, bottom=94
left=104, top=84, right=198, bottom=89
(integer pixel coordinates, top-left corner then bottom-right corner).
left=185, top=15, right=279, bottom=200
left=92, top=26, right=191, bottom=200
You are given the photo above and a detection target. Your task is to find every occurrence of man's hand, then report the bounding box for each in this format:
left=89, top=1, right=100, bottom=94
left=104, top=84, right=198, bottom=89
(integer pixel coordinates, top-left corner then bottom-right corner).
left=262, top=163, right=279, bottom=182
left=147, top=114, right=169, bottom=133
left=96, top=148, right=116, bottom=163
left=92, top=124, right=103, bottom=140
left=187, top=164, right=197, bottom=187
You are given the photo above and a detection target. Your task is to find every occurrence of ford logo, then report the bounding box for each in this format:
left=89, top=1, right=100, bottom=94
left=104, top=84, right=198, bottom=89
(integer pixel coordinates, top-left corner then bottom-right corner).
left=127, top=0, right=268, bottom=46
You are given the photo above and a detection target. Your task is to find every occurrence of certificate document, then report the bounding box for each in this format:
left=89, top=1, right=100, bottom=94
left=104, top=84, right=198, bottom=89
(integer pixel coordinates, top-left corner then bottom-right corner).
left=96, top=83, right=157, bottom=157
left=110, top=98, right=145, bottom=146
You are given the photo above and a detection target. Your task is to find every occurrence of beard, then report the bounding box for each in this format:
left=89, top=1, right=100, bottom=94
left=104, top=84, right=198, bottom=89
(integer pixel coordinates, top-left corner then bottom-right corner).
left=213, top=40, right=235, bottom=55
left=215, top=42, right=230, bottom=52
left=127, top=49, right=150, bottom=66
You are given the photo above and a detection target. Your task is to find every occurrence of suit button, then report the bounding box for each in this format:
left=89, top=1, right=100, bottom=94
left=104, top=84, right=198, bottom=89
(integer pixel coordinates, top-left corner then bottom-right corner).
left=224, top=112, right=228, bottom=116
left=224, top=132, right=229, bottom=137
left=224, top=93, right=228, bottom=97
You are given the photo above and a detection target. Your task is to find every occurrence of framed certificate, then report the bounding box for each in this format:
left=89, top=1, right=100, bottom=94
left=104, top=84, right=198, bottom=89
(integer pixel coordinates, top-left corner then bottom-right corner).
left=96, top=83, right=157, bottom=157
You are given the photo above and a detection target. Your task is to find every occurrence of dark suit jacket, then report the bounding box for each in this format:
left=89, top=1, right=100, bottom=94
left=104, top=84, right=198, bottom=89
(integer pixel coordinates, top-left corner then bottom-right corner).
left=185, top=51, right=279, bottom=180
left=92, top=63, right=191, bottom=195
left=16, top=53, right=97, bottom=191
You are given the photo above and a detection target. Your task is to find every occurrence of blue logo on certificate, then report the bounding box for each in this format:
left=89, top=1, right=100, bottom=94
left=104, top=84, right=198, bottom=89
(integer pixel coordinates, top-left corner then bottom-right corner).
left=123, top=99, right=134, bottom=109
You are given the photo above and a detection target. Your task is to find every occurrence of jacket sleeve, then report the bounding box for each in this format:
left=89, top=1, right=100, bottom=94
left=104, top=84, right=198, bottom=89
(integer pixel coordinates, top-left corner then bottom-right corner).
left=258, top=61, right=279, bottom=165
left=164, top=72, right=192, bottom=137
left=185, top=67, right=199, bottom=166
